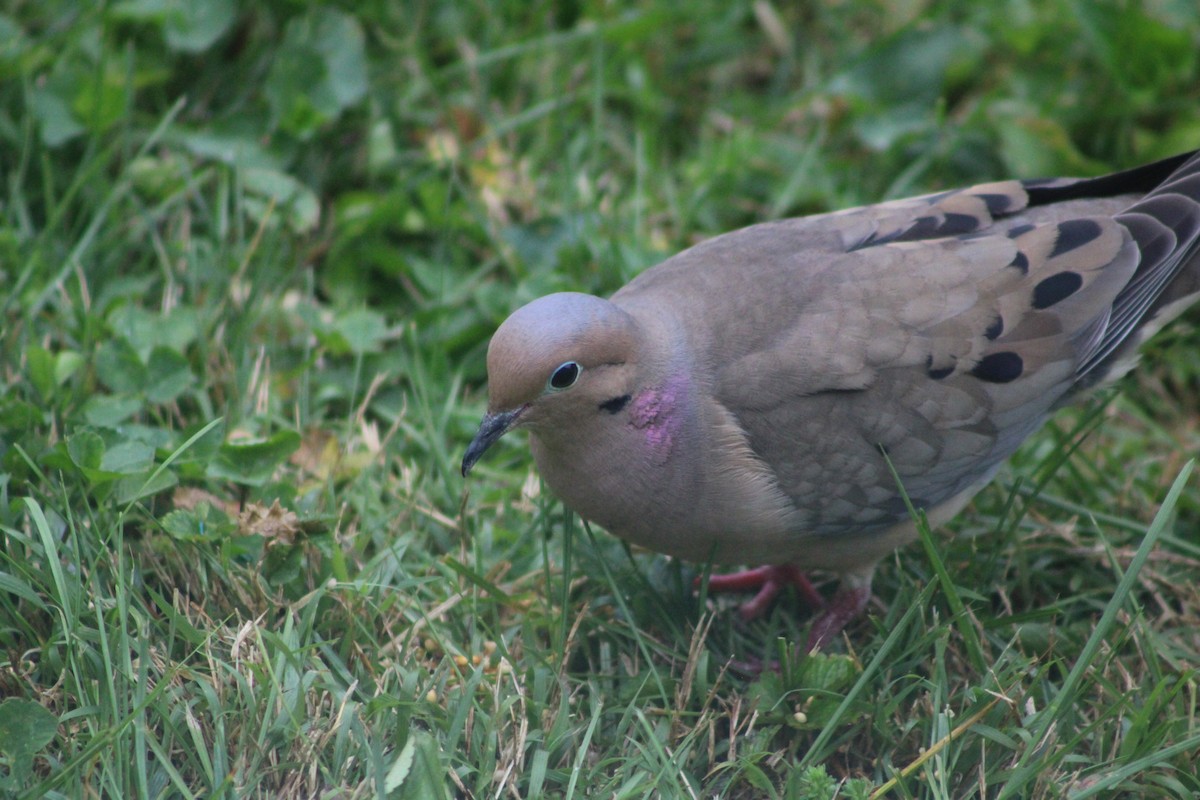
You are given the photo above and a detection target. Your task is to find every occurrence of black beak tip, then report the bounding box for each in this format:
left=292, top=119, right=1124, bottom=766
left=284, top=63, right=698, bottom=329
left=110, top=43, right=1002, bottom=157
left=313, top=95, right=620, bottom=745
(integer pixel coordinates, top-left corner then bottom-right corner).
left=461, top=444, right=484, bottom=478
left=461, top=407, right=522, bottom=479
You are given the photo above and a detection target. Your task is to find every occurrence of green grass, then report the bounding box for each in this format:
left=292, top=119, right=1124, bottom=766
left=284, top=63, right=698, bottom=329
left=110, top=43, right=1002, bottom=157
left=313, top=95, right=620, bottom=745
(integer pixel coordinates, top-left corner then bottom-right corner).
left=3, top=1, right=1200, bottom=797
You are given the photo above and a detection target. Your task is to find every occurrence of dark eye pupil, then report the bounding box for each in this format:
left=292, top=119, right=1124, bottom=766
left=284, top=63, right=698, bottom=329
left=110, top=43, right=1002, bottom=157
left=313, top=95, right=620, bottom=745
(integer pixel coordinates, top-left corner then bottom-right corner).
left=550, top=362, right=580, bottom=389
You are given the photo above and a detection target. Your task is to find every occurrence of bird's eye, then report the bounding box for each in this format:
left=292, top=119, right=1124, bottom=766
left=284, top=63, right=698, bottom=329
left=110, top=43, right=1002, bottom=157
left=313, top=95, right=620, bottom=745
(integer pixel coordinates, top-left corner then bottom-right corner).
left=548, top=361, right=581, bottom=391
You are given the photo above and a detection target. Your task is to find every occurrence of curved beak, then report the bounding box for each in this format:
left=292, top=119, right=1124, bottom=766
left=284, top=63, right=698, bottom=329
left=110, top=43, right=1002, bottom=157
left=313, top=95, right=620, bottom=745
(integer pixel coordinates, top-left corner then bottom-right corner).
left=461, top=408, right=525, bottom=476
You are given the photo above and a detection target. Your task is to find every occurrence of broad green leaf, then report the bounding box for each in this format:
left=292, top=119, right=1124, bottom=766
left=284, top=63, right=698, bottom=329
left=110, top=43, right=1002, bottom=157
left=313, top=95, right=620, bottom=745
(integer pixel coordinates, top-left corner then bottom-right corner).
left=0, top=399, right=45, bottom=431
left=28, top=87, right=83, bottom=146
left=333, top=308, right=389, bottom=355
left=67, top=431, right=106, bottom=472
left=94, top=338, right=149, bottom=394
left=129, top=153, right=189, bottom=199
left=501, top=217, right=585, bottom=272
left=240, top=167, right=320, bottom=233
left=161, top=508, right=203, bottom=540
left=161, top=503, right=233, bottom=541
left=108, top=306, right=199, bottom=359
left=182, top=130, right=280, bottom=170
left=265, top=8, right=366, bottom=138
left=384, top=733, right=416, bottom=792
left=114, top=468, right=178, bottom=505
left=265, top=28, right=329, bottom=135
left=172, top=419, right=226, bottom=465
left=83, top=394, right=143, bottom=427
left=71, top=65, right=132, bottom=134
left=0, top=698, right=58, bottom=784
left=164, top=0, right=236, bottom=53
left=0, top=14, right=26, bottom=66
left=311, top=8, right=367, bottom=109
left=100, top=440, right=155, bottom=474
left=263, top=543, right=303, bottom=587
left=5, top=395, right=48, bottom=431
left=62, top=433, right=124, bottom=488
left=748, top=650, right=863, bottom=731
left=146, top=346, right=194, bottom=404
left=993, top=104, right=1105, bottom=176
left=110, top=0, right=235, bottom=47
left=388, top=730, right=451, bottom=800
left=208, top=430, right=302, bottom=486
left=27, top=346, right=55, bottom=400
left=54, top=351, right=85, bottom=386
left=1073, top=1, right=1195, bottom=94
left=828, top=23, right=981, bottom=104
left=367, top=118, right=398, bottom=171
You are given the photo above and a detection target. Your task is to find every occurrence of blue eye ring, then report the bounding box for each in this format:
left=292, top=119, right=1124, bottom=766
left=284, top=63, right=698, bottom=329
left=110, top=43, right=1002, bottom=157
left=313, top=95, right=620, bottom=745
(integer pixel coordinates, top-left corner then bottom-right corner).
left=548, top=361, right=582, bottom=391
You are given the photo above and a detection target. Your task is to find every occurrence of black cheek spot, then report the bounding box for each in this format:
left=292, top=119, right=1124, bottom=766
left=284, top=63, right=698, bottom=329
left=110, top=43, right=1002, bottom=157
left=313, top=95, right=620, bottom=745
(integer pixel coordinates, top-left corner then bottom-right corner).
left=984, top=316, right=1004, bottom=341
left=1049, top=218, right=1103, bottom=257
left=1032, top=271, right=1084, bottom=309
left=599, top=394, right=631, bottom=414
left=971, top=352, right=1024, bottom=383
left=1008, top=251, right=1030, bottom=273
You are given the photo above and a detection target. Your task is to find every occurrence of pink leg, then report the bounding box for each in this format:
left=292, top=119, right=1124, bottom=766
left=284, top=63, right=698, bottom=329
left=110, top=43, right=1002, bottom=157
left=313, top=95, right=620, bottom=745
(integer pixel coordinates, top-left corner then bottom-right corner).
left=700, top=564, right=878, bottom=654
left=698, top=564, right=827, bottom=620
left=804, top=582, right=872, bottom=652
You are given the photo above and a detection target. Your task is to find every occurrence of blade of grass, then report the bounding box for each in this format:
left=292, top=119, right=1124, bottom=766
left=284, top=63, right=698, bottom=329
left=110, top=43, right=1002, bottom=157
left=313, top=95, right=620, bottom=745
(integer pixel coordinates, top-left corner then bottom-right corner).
left=883, top=451, right=988, bottom=674
left=1068, top=732, right=1200, bottom=799
left=800, top=579, right=938, bottom=767
left=998, top=460, right=1194, bottom=799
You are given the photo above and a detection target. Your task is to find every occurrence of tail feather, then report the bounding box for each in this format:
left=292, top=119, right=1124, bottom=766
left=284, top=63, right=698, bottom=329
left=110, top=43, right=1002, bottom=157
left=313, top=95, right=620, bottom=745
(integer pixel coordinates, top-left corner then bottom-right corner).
left=1076, top=151, right=1200, bottom=388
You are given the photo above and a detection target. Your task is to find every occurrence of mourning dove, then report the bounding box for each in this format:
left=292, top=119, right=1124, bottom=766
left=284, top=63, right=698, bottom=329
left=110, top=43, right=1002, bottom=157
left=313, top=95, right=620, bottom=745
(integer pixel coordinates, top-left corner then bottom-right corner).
left=463, top=149, right=1200, bottom=650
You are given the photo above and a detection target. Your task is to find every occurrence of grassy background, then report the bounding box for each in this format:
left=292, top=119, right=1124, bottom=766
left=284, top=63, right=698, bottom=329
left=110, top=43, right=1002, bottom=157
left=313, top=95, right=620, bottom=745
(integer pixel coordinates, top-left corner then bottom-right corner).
left=3, top=1, right=1200, bottom=797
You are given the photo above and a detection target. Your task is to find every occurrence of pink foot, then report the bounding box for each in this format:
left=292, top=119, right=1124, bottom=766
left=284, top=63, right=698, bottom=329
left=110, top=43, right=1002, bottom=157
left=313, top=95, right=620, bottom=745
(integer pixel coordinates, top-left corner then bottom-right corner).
left=697, top=564, right=826, bottom=620
left=804, top=583, right=872, bottom=652
left=698, top=565, right=877, bottom=653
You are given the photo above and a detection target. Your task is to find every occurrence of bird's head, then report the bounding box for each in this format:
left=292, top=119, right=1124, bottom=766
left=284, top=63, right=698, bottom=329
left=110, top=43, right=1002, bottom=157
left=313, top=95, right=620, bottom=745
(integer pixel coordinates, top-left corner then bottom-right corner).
left=461, top=292, right=641, bottom=475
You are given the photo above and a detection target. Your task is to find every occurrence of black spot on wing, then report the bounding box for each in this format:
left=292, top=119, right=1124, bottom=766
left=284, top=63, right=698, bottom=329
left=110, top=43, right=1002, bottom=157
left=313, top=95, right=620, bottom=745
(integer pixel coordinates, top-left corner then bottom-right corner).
left=977, top=193, right=1017, bottom=215
left=1008, top=251, right=1030, bottom=273
left=926, top=355, right=955, bottom=380
left=971, top=352, right=1024, bottom=383
left=1049, top=219, right=1103, bottom=258
left=894, top=212, right=982, bottom=242
left=1007, top=223, right=1036, bottom=238
left=984, top=316, right=1004, bottom=341
left=1032, top=271, right=1084, bottom=309
left=898, top=216, right=940, bottom=240
left=937, top=212, right=981, bottom=235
